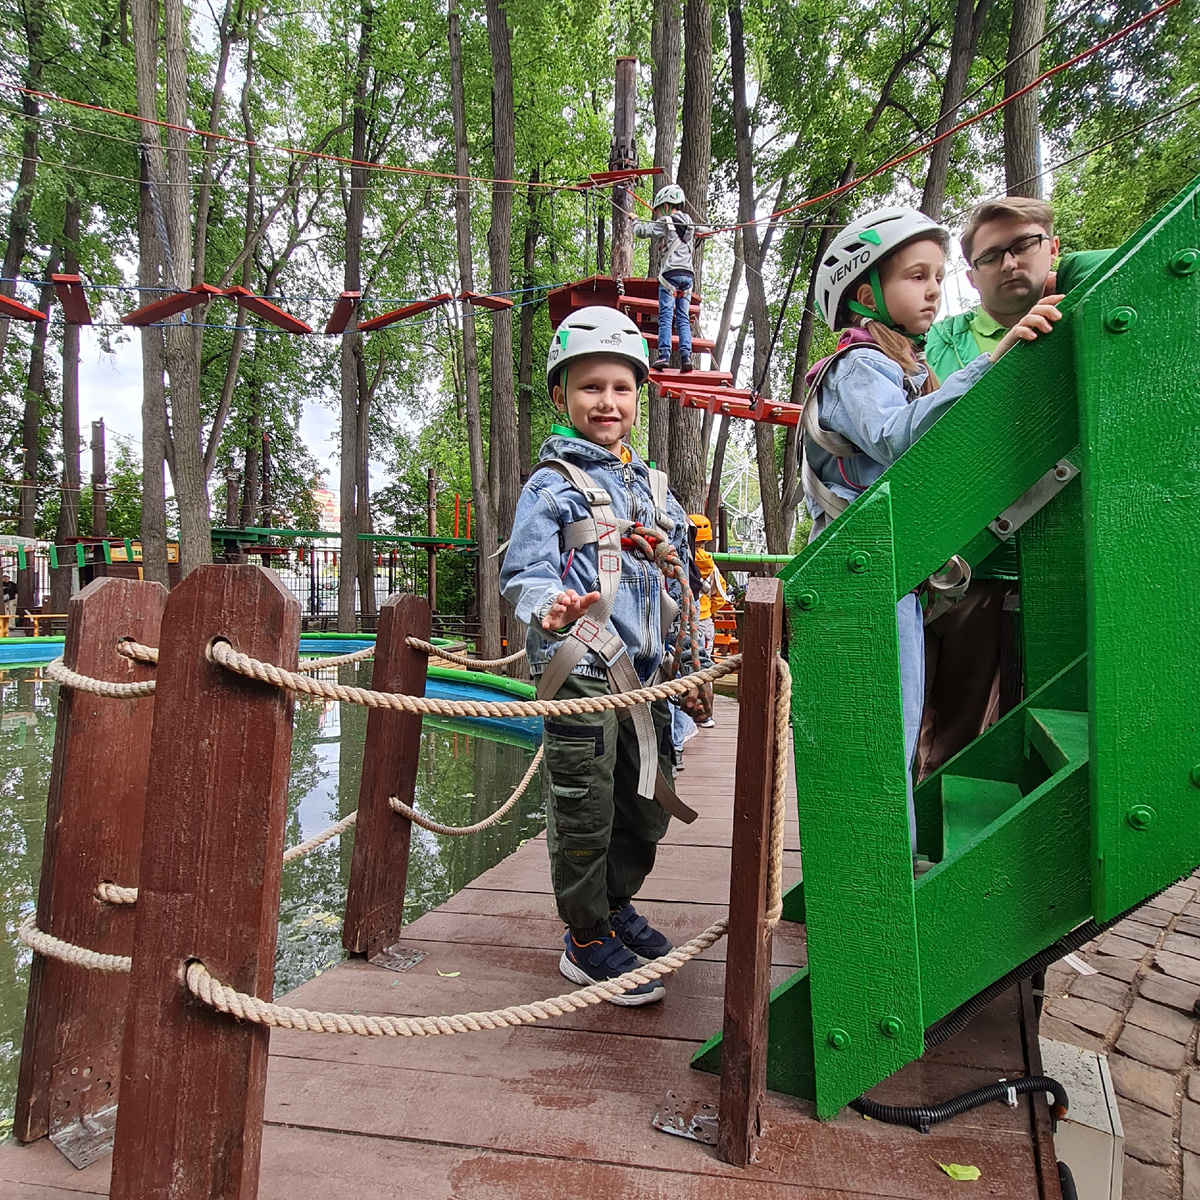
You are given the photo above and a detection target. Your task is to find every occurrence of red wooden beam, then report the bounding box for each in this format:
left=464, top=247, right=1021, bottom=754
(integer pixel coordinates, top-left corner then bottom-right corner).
left=717, top=576, right=784, bottom=1167
left=586, top=167, right=663, bottom=186
left=0, top=293, right=47, bottom=323
left=459, top=289, right=514, bottom=311
left=14, top=578, right=165, bottom=1146
left=343, top=593, right=431, bottom=957
left=324, top=290, right=361, bottom=335
left=223, top=285, right=312, bottom=334
left=357, top=292, right=452, bottom=332
left=50, top=274, right=92, bottom=325
left=111, top=565, right=298, bottom=1198
left=121, top=283, right=223, bottom=327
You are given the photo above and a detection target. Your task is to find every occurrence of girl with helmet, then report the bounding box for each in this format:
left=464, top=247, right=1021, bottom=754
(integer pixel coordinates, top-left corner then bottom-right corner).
left=802, top=205, right=1063, bottom=859
left=500, top=305, right=710, bottom=1006
left=634, top=183, right=711, bottom=371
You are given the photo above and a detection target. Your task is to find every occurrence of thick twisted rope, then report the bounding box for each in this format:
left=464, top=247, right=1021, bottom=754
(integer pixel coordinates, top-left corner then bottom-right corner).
left=118, top=639, right=375, bottom=674
left=209, top=639, right=736, bottom=717
left=406, top=637, right=527, bottom=669
left=25, top=656, right=789, bottom=1042
left=45, top=657, right=157, bottom=699
left=18, top=914, right=131, bottom=973
left=391, top=746, right=543, bottom=836
left=94, top=811, right=362, bottom=906
left=183, top=919, right=729, bottom=1035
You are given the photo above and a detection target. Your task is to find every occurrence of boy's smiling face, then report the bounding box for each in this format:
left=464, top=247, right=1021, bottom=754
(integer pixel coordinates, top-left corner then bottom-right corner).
left=553, top=354, right=639, bottom=453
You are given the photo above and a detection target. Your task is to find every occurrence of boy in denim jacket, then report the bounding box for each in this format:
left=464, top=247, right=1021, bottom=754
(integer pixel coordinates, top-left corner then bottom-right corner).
left=500, top=305, right=710, bottom=1005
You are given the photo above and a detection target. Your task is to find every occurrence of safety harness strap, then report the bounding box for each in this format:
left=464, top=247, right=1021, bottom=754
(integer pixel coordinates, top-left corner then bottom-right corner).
left=530, top=458, right=694, bottom=812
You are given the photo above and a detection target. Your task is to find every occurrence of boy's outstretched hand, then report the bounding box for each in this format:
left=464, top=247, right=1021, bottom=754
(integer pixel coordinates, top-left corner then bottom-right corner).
left=990, top=295, right=1065, bottom=362
left=542, top=589, right=601, bottom=631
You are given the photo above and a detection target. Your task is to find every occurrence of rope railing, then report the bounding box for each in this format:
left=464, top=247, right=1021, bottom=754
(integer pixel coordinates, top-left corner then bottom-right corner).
left=392, top=745, right=543, bottom=836
left=118, top=638, right=376, bottom=673
left=20, top=656, right=790, bottom=1040
left=207, top=639, right=737, bottom=717
left=45, top=656, right=157, bottom=699
left=406, top=636, right=527, bottom=669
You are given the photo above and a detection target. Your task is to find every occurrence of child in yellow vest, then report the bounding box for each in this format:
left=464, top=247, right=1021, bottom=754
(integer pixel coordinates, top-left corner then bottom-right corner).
left=688, top=514, right=728, bottom=727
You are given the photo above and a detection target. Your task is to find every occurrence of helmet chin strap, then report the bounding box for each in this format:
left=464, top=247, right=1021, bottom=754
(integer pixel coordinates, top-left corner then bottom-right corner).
left=845, top=265, right=928, bottom=349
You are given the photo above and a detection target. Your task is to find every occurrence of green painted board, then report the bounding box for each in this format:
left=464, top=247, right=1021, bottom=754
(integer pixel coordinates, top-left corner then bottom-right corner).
left=941, top=776, right=1024, bottom=858
left=1075, top=181, right=1200, bottom=919
left=783, top=487, right=924, bottom=1118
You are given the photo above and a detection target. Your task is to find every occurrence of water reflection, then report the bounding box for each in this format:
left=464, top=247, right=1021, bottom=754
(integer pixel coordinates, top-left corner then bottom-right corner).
left=0, top=660, right=545, bottom=1130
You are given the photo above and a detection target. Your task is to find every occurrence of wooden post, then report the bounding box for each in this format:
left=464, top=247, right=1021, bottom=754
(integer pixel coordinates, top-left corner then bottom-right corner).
left=14, top=578, right=165, bottom=1149
left=609, top=55, right=637, bottom=280
left=110, top=565, right=298, bottom=1198
left=717, top=575, right=784, bottom=1167
left=426, top=465, right=437, bottom=610
left=90, top=419, right=107, bottom=537
left=343, top=593, right=431, bottom=957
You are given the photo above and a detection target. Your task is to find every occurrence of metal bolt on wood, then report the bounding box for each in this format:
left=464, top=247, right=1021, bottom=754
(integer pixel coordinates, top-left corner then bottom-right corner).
left=1105, top=305, right=1138, bottom=332
left=1169, top=247, right=1199, bottom=275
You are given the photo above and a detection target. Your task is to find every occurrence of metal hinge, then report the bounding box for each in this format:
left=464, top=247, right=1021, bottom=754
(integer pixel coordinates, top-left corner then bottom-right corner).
left=652, top=1090, right=718, bottom=1144
left=988, top=459, right=1080, bottom=542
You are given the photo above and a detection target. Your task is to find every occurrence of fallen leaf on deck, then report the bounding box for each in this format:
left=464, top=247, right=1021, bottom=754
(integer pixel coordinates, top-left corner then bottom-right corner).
left=936, top=1162, right=981, bottom=1181
left=436, top=969, right=461, bottom=977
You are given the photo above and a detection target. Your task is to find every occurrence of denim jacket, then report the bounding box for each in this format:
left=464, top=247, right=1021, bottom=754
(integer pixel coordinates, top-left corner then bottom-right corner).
left=803, top=346, right=992, bottom=526
left=501, top=435, right=698, bottom=683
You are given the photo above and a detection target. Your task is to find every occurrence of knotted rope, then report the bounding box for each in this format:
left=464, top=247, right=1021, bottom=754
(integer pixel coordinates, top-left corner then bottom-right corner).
left=207, top=639, right=735, bottom=717
left=392, top=746, right=543, bottom=836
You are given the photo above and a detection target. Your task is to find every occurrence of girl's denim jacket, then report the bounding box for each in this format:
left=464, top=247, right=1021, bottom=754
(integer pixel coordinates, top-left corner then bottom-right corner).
left=500, top=435, right=702, bottom=684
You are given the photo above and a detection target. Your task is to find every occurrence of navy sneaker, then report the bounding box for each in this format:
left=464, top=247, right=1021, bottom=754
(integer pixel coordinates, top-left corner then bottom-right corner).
left=651, top=355, right=670, bottom=370
left=609, top=902, right=674, bottom=964
left=679, top=355, right=694, bottom=373
left=559, top=929, right=666, bottom=1005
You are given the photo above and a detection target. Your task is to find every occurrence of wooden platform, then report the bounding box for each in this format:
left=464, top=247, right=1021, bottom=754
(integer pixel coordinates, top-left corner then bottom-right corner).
left=0, top=697, right=1059, bottom=1198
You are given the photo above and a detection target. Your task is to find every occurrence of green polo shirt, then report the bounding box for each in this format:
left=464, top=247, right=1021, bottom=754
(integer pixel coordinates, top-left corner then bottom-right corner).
left=967, top=307, right=1007, bottom=358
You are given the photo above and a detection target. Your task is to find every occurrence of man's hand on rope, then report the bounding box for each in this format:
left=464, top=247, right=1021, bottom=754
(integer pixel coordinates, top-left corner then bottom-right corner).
left=679, top=681, right=714, bottom=724
left=542, top=589, right=601, bottom=631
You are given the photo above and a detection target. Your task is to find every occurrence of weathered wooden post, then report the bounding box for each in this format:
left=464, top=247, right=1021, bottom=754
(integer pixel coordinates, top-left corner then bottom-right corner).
left=343, top=592, right=431, bottom=959
left=110, top=565, right=298, bottom=1198
left=717, top=575, right=784, bottom=1167
left=14, top=578, right=165, bottom=1161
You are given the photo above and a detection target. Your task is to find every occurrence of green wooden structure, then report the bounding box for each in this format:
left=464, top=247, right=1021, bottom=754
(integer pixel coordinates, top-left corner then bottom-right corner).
left=695, top=174, right=1200, bottom=1118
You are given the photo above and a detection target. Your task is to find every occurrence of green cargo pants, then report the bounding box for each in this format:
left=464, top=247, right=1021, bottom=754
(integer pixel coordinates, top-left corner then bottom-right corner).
left=540, top=673, right=674, bottom=943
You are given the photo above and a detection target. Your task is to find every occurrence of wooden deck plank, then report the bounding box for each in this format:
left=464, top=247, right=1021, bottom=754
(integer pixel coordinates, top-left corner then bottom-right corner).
left=0, top=694, right=1051, bottom=1198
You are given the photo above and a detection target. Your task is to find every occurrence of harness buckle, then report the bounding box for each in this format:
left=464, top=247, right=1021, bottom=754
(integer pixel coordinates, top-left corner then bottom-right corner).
left=579, top=486, right=612, bottom=506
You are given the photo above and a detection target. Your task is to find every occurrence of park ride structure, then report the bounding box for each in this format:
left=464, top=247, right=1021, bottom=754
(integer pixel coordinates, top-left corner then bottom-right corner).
left=689, top=172, right=1200, bottom=1121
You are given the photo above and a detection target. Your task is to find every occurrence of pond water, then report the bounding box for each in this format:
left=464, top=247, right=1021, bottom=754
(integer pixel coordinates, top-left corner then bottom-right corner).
left=0, top=660, right=546, bottom=1134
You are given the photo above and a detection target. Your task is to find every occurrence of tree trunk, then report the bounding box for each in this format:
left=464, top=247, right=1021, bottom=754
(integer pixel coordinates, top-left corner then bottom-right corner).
left=355, top=349, right=377, bottom=624
left=338, top=2, right=372, bottom=632
left=18, top=257, right=58, bottom=616
left=516, top=171, right=541, bottom=479
left=668, top=0, right=713, bottom=512
left=609, top=57, right=637, bottom=280
left=450, top=0, right=502, bottom=659
left=1004, top=0, right=1045, bottom=196
left=51, top=193, right=83, bottom=613
left=240, top=404, right=261, bottom=527
left=920, top=0, right=992, bottom=220
left=647, top=0, right=682, bottom=470
left=728, top=0, right=785, bottom=550
left=158, top=0, right=211, bottom=575
left=0, top=0, right=45, bottom=363
left=486, top=0, right=519, bottom=541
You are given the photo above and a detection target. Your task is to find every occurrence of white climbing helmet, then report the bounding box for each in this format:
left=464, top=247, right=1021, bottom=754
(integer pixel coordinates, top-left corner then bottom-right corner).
left=816, top=207, right=951, bottom=331
left=545, top=305, right=650, bottom=396
left=653, top=183, right=686, bottom=209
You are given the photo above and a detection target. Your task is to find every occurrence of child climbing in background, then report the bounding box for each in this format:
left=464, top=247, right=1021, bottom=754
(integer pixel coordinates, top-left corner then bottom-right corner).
left=634, top=184, right=710, bottom=371
left=802, top=206, right=1062, bottom=862
left=689, top=513, right=729, bottom=728
left=500, top=305, right=711, bottom=1006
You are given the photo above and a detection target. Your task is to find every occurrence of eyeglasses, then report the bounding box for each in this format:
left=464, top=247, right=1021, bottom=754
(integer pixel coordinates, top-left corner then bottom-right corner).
left=970, top=233, right=1050, bottom=271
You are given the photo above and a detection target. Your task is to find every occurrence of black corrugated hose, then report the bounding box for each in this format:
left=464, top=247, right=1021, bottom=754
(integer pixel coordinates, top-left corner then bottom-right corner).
left=849, top=1075, right=1069, bottom=1135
